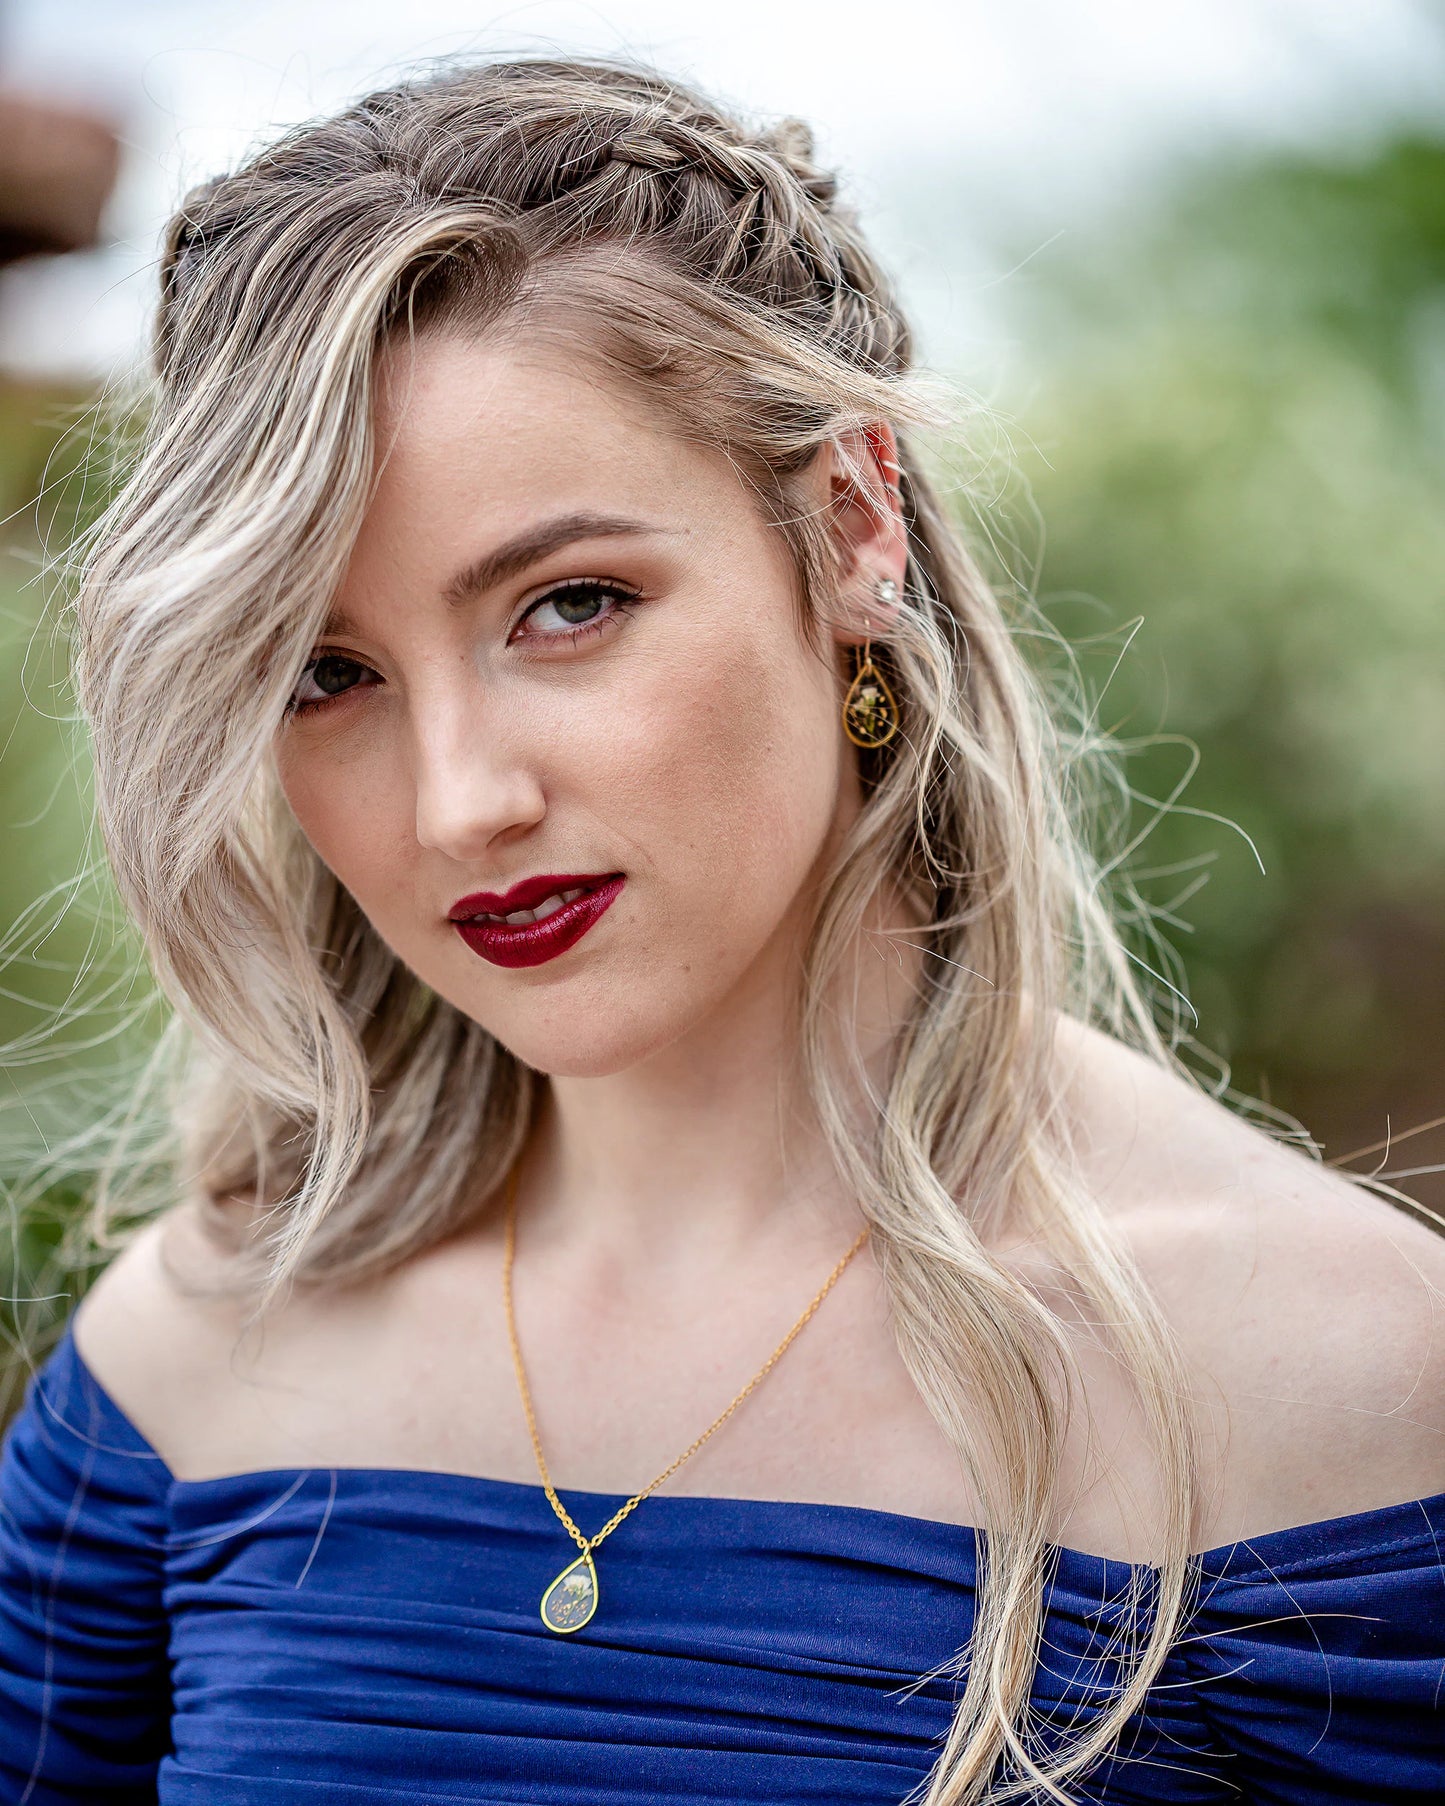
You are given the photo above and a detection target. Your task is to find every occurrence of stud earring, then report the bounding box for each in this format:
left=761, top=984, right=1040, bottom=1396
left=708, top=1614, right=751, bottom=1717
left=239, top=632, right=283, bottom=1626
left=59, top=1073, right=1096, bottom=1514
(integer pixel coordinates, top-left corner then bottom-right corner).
left=842, top=578, right=901, bottom=749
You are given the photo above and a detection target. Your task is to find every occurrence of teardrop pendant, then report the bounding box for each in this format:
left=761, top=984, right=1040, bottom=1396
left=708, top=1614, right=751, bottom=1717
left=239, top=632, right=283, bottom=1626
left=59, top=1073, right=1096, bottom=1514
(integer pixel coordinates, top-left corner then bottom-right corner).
left=843, top=652, right=899, bottom=749
left=540, top=1548, right=599, bottom=1634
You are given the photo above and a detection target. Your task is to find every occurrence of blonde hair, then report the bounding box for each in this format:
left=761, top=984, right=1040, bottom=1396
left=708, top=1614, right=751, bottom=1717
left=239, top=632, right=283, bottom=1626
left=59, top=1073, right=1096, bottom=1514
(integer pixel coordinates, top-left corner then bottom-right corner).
left=59, top=55, right=1244, bottom=1803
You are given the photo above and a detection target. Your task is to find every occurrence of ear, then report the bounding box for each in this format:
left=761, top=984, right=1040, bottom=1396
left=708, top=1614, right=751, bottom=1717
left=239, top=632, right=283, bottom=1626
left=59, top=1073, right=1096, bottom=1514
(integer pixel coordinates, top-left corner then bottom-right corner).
left=821, top=422, right=908, bottom=647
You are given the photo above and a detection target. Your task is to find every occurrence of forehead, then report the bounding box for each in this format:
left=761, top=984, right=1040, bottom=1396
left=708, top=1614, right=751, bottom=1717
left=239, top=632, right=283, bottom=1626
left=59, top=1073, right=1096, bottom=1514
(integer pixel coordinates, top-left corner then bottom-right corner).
left=361, top=326, right=744, bottom=538
left=349, top=327, right=745, bottom=584
left=372, top=326, right=691, bottom=501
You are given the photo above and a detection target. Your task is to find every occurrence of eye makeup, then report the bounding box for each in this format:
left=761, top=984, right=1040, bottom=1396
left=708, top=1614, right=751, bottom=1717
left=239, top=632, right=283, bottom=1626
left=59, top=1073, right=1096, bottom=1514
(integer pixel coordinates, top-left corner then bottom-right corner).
left=284, top=576, right=645, bottom=717
left=510, top=576, right=641, bottom=644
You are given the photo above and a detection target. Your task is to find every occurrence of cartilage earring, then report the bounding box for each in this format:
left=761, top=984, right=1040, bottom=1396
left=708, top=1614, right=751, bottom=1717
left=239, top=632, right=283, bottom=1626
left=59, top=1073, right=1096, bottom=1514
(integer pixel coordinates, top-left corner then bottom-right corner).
left=843, top=579, right=900, bottom=749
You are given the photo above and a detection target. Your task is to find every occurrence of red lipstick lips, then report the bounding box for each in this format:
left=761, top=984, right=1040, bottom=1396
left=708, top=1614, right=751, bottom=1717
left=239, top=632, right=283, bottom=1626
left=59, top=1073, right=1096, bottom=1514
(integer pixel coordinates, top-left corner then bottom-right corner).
left=447, top=873, right=624, bottom=969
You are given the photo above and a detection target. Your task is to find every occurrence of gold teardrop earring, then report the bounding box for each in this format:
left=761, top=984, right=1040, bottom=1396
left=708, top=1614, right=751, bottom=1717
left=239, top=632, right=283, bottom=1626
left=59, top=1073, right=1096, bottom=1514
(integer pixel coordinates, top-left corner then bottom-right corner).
left=843, top=578, right=900, bottom=749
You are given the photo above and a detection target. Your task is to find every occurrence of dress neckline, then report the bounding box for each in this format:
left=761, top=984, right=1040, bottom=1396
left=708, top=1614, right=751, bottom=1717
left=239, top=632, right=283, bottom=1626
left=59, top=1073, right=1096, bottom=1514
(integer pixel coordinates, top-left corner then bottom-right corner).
left=53, top=1318, right=1445, bottom=1580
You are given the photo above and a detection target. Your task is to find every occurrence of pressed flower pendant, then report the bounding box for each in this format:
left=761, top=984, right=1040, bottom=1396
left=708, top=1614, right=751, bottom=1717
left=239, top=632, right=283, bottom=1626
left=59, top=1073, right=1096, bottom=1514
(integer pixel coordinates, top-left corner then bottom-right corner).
left=843, top=650, right=899, bottom=748
left=540, top=1548, right=599, bottom=1633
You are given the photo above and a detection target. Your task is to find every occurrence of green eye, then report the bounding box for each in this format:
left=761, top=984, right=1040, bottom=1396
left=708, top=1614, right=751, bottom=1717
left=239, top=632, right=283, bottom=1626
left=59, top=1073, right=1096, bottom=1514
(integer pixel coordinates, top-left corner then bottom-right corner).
left=289, top=652, right=377, bottom=714
left=519, top=579, right=640, bottom=639
left=312, top=655, right=366, bottom=694
left=552, top=591, right=605, bottom=625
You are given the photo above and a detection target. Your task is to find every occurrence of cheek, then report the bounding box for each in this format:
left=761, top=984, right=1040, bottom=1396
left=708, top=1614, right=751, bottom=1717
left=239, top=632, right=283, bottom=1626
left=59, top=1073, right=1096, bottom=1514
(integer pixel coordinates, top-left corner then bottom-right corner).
left=618, top=622, right=843, bottom=925
left=273, top=737, right=408, bottom=902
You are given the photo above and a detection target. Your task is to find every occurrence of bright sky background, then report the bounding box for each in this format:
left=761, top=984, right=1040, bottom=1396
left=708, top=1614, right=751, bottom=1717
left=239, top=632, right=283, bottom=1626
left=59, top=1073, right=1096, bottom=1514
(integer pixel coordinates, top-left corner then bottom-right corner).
left=2, top=0, right=1441, bottom=381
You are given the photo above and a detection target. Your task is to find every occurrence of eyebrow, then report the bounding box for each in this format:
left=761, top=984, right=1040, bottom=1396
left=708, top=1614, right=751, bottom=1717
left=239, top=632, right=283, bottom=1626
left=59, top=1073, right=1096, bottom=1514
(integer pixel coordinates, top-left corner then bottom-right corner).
left=442, top=511, right=667, bottom=607
left=319, top=511, right=671, bottom=640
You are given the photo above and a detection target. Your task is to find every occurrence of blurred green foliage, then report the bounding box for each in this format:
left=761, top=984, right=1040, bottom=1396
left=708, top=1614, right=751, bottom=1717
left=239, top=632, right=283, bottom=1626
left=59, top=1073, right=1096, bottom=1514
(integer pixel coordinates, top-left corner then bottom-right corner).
left=995, top=134, right=1445, bottom=1205
left=0, top=386, right=147, bottom=1377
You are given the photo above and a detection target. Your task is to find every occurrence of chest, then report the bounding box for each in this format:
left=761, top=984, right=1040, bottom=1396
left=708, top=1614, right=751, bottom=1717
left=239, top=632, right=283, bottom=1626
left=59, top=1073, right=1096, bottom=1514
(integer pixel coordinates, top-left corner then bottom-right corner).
left=162, top=1236, right=982, bottom=1523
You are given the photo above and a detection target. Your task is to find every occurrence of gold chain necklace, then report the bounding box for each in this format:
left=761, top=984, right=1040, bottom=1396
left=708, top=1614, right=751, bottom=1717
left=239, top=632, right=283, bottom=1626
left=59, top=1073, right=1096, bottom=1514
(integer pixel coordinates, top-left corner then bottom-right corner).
left=502, top=1167, right=870, bottom=1635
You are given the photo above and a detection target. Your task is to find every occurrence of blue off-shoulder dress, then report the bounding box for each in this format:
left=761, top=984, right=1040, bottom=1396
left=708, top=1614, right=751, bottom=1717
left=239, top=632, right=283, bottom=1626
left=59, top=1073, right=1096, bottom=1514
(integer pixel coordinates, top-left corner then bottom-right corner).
left=1, top=1323, right=1442, bottom=1804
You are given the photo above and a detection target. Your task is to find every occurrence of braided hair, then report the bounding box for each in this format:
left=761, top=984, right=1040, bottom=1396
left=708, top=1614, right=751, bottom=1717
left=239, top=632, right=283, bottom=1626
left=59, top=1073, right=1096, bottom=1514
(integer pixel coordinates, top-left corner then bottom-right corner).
left=158, top=61, right=908, bottom=394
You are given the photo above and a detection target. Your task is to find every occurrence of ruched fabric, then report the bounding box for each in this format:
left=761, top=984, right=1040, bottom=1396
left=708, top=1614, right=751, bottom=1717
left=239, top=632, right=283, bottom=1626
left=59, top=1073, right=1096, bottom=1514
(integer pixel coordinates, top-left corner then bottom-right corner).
left=2, top=1325, right=1442, bottom=1803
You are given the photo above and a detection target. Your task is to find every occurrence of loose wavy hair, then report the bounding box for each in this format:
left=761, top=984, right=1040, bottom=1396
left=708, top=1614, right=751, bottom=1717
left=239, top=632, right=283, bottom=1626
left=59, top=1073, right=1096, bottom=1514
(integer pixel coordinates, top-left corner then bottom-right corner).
left=49, top=54, right=1269, bottom=1804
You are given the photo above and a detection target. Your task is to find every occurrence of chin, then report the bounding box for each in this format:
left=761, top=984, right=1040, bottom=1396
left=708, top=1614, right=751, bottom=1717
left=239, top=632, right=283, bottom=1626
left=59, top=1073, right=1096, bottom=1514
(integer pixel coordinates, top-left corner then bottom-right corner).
left=443, top=968, right=705, bottom=1081
left=484, top=1005, right=693, bottom=1081
left=430, top=907, right=786, bottom=1080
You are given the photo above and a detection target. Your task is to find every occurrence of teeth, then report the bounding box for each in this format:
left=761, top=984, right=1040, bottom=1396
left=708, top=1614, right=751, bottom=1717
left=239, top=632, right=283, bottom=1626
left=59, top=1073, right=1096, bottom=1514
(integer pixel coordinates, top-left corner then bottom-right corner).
left=478, top=886, right=591, bottom=928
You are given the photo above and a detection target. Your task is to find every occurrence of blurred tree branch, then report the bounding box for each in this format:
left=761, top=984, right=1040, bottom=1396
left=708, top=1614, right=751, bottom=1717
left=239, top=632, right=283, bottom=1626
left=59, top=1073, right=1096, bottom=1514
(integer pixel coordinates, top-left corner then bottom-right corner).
left=0, top=87, right=118, bottom=264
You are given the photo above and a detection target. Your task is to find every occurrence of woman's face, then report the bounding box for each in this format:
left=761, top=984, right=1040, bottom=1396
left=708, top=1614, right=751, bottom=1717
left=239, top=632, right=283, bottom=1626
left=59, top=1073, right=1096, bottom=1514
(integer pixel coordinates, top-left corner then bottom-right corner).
left=274, top=327, right=894, bottom=1079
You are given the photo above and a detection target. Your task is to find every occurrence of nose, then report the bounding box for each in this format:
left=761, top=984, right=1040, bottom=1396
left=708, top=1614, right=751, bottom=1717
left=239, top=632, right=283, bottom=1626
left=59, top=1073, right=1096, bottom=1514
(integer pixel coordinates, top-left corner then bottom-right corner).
left=412, top=699, right=546, bottom=862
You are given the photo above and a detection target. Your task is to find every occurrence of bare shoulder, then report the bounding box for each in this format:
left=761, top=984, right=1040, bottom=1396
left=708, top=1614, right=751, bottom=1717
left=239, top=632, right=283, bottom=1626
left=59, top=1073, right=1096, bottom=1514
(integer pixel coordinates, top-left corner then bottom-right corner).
left=69, top=1201, right=264, bottom=1470
left=68, top=1198, right=500, bottom=1481
left=1051, top=1013, right=1445, bottom=1546
left=69, top=1198, right=405, bottom=1479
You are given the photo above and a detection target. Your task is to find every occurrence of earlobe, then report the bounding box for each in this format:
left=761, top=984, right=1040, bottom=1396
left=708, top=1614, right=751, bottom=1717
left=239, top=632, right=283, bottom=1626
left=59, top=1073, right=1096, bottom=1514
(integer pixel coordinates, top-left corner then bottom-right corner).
left=829, top=550, right=907, bottom=648
left=827, top=423, right=908, bottom=648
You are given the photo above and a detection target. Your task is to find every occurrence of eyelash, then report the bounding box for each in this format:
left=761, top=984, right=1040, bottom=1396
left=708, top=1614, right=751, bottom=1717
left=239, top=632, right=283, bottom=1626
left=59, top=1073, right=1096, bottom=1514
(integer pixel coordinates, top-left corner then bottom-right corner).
left=285, top=578, right=642, bottom=718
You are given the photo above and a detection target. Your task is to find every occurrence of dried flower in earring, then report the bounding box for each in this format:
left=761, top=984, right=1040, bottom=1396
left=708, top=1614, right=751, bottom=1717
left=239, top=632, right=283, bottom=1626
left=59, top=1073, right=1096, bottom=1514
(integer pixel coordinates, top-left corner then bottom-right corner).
left=843, top=578, right=900, bottom=748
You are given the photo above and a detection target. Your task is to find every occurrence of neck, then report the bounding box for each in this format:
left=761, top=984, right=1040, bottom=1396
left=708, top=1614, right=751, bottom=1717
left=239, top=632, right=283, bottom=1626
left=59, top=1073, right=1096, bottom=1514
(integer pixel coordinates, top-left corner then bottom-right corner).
left=519, top=884, right=922, bottom=1264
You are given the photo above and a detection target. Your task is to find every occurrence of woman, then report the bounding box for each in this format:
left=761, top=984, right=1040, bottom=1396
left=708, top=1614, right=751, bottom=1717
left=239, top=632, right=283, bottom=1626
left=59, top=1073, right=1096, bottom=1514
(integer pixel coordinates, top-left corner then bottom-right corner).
left=1, top=55, right=1441, bottom=1806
